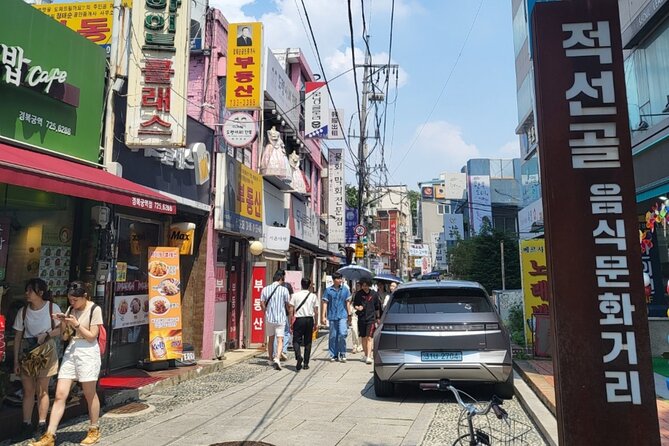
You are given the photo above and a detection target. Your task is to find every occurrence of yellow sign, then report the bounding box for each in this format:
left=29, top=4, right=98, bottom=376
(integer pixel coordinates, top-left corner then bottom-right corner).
left=168, top=223, right=196, bottom=255
left=34, top=1, right=130, bottom=55
left=116, top=262, right=127, bottom=282
left=239, top=164, right=263, bottom=222
left=225, top=22, right=263, bottom=109
left=355, top=242, right=364, bottom=259
left=520, top=239, right=549, bottom=343
left=148, top=247, right=183, bottom=361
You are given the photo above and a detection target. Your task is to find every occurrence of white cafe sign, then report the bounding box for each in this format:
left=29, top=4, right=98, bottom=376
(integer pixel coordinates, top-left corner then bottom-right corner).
left=222, top=112, right=257, bottom=147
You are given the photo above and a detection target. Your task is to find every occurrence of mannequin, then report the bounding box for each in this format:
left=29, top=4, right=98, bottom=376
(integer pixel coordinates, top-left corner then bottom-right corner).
left=288, top=151, right=310, bottom=194
left=260, top=126, right=289, bottom=177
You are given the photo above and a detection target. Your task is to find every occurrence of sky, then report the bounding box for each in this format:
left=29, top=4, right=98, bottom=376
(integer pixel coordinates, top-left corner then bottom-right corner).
left=211, top=0, right=521, bottom=189
left=49, top=0, right=521, bottom=189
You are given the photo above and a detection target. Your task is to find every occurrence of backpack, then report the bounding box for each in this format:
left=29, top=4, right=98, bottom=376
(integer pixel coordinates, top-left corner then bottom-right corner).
left=90, top=303, right=107, bottom=356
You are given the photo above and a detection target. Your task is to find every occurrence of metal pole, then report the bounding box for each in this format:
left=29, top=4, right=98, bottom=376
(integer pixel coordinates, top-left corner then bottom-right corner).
left=357, top=47, right=370, bottom=226
left=500, top=240, right=506, bottom=291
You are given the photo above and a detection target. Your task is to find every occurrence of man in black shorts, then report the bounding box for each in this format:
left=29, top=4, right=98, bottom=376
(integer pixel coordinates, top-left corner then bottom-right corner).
left=352, top=278, right=381, bottom=364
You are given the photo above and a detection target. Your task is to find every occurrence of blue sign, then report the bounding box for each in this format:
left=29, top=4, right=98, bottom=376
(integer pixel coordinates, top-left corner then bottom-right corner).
left=345, top=208, right=358, bottom=243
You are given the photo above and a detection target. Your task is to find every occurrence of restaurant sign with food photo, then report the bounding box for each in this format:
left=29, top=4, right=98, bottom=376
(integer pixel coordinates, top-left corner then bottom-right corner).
left=147, top=247, right=183, bottom=361
left=112, top=294, right=149, bottom=329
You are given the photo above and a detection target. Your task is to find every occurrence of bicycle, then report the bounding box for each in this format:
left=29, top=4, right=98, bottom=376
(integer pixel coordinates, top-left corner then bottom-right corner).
left=420, top=379, right=532, bottom=445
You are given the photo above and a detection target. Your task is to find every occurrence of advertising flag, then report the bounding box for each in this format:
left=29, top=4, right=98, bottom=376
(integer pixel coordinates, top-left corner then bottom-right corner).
left=305, top=82, right=327, bottom=138
left=148, top=247, right=183, bottom=361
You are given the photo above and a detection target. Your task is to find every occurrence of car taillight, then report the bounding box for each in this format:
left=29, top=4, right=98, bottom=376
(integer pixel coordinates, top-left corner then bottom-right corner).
left=485, top=323, right=500, bottom=330
left=394, top=323, right=485, bottom=332
left=381, top=324, right=396, bottom=331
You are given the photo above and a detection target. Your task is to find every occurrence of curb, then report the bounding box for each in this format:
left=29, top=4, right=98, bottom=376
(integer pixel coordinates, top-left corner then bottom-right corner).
left=513, top=361, right=556, bottom=417
left=512, top=367, right=558, bottom=446
left=103, top=349, right=265, bottom=408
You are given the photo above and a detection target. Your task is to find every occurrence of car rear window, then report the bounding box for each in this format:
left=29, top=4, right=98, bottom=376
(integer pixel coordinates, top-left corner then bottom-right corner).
left=388, top=288, right=493, bottom=314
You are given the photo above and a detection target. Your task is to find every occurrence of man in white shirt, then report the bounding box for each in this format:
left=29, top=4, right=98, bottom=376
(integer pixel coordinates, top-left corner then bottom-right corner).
left=289, top=278, right=319, bottom=371
left=260, top=270, right=291, bottom=370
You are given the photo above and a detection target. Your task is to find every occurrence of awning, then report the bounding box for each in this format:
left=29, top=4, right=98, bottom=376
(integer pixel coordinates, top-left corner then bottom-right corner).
left=0, top=143, right=176, bottom=214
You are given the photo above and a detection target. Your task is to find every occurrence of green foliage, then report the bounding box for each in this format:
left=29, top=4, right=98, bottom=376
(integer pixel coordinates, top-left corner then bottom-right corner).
left=448, top=226, right=521, bottom=294
left=507, top=303, right=526, bottom=347
left=345, top=184, right=358, bottom=208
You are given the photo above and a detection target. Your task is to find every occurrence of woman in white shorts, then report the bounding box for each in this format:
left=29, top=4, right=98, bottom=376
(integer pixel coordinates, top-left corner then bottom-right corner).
left=30, top=281, right=103, bottom=446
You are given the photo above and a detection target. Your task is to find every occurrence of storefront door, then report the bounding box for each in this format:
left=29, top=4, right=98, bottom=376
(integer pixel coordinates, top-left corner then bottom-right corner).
left=110, top=216, right=162, bottom=370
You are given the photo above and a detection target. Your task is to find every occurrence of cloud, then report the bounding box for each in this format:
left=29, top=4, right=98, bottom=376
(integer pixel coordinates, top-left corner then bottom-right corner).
left=391, top=121, right=480, bottom=183
left=497, top=140, right=520, bottom=158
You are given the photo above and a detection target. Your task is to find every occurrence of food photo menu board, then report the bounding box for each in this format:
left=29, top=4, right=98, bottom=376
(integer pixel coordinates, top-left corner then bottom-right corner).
left=113, top=294, right=149, bottom=329
left=147, top=247, right=183, bottom=361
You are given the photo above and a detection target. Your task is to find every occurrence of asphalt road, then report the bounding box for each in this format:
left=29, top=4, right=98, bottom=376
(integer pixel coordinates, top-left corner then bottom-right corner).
left=6, top=335, right=547, bottom=446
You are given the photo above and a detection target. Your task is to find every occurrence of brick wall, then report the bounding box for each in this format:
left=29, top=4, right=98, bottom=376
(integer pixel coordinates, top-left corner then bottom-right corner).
left=180, top=222, right=208, bottom=357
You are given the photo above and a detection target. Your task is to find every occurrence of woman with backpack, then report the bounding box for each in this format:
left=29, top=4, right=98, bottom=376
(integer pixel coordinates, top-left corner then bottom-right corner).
left=30, top=281, right=104, bottom=446
left=11, top=278, right=62, bottom=442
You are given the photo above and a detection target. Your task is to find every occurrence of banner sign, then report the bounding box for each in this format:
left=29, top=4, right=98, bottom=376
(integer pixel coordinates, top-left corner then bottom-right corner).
left=228, top=269, right=238, bottom=345
left=408, top=244, right=429, bottom=257
left=532, top=1, right=659, bottom=443
left=0, top=217, right=9, bottom=281
left=328, top=108, right=345, bottom=139
left=468, top=175, right=492, bottom=234
left=33, top=1, right=130, bottom=56
left=239, top=163, right=263, bottom=236
left=265, top=51, right=299, bottom=129
left=443, top=213, right=465, bottom=241
left=328, top=148, right=345, bottom=243
left=519, top=239, right=549, bottom=344
left=148, top=247, right=183, bottom=361
left=389, top=219, right=397, bottom=258
left=250, top=264, right=266, bottom=345
left=285, top=270, right=303, bottom=294
left=113, top=294, right=149, bottom=329
left=345, top=208, right=358, bottom=244
left=304, top=81, right=327, bottom=138
left=225, top=22, right=263, bottom=110
left=125, top=0, right=190, bottom=148
left=214, top=154, right=262, bottom=237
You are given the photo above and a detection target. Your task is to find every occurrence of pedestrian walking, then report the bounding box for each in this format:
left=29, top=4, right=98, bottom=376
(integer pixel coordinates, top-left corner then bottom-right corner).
left=382, top=281, right=398, bottom=312
left=349, top=282, right=362, bottom=353
left=12, top=279, right=62, bottom=442
left=321, top=272, right=351, bottom=362
left=353, top=278, right=381, bottom=364
left=288, top=278, right=319, bottom=371
left=260, top=269, right=291, bottom=370
left=30, top=281, right=103, bottom=446
left=273, top=280, right=293, bottom=361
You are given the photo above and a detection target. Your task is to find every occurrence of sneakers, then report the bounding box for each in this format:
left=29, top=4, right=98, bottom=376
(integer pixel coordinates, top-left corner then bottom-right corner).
left=12, top=422, right=34, bottom=443
left=330, top=356, right=337, bottom=362
left=273, top=358, right=282, bottom=370
left=365, top=356, right=373, bottom=364
left=280, top=352, right=288, bottom=361
left=28, top=432, right=55, bottom=446
left=80, top=426, right=101, bottom=445
left=340, top=356, right=347, bottom=363
left=362, top=355, right=368, bottom=362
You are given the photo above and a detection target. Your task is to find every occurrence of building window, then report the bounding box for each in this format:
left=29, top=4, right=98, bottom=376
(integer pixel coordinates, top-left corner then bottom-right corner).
left=490, top=159, right=515, bottom=179
left=437, top=204, right=450, bottom=215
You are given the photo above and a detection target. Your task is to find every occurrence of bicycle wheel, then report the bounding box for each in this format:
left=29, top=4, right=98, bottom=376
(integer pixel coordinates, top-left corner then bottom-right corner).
left=452, top=433, right=490, bottom=446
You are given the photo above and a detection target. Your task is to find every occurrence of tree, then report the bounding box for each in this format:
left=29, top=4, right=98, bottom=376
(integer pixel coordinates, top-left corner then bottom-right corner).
left=407, top=190, right=420, bottom=236
left=345, top=184, right=358, bottom=208
left=448, top=223, right=521, bottom=294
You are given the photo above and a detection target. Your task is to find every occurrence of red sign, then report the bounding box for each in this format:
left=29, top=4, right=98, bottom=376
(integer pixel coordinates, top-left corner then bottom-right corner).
left=215, top=265, right=227, bottom=303
left=0, top=217, right=9, bottom=281
left=227, top=269, right=238, bottom=346
left=532, top=1, right=659, bottom=444
left=389, top=219, right=397, bottom=258
left=250, top=264, right=266, bottom=345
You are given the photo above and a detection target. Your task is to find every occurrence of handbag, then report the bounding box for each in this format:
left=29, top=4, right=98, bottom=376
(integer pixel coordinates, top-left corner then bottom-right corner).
left=20, top=338, right=56, bottom=377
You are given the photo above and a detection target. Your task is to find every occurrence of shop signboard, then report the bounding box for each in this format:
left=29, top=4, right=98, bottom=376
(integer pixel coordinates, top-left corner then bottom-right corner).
left=33, top=1, right=130, bottom=56
left=0, top=0, right=105, bottom=163
left=442, top=173, right=467, bottom=200
left=532, top=1, right=659, bottom=443
left=285, top=270, right=303, bottom=294
left=290, top=196, right=318, bottom=246
left=168, top=222, right=196, bottom=255
left=113, top=294, right=149, bottom=329
left=250, top=264, right=266, bottom=345
left=328, top=148, right=345, bottom=244
left=225, top=22, right=263, bottom=110
left=421, top=186, right=434, bottom=199
left=228, top=269, right=238, bottom=346
left=443, top=213, right=464, bottom=241
left=265, top=226, right=290, bottom=251
left=518, top=198, right=544, bottom=239
left=408, top=244, right=429, bottom=257
left=345, top=208, right=358, bottom=243
left=519, top=239, right=549, bottom=344
left=125, top=0, right=190, bottom=148
left=214, top=154, right=263, bottom=237
left=328, top=109, right=345, bottom=140
left=264, top=51, right=299, bottom=129
left=147, top=247, right=183, bottom=361
left=468, top=175, right=492, bottom=235
left=355, top=242, right=364, bottom=259
left=0, top=217, right=9, bottom=281
left=222, top=112, right=257, bottom=148
left=389, top=219, right=397, bottom=258
left=239, top=164, right=263, bottom=237
left=304, top=81, right=327, bottom=138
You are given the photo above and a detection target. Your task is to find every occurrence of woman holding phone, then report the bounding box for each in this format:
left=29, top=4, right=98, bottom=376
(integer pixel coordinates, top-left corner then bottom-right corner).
left=11, top=278, right=62, bottom=442
left=30, top=281, right=104, bottom=446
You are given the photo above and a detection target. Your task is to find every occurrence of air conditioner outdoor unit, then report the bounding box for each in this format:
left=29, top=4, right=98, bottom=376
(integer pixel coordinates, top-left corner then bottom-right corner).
left=212, top=331, right=226, bottom=360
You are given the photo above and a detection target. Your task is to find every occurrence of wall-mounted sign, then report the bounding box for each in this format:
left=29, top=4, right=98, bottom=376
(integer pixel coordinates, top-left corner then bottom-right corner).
left=421, top=186, right=434, bottom=199
left=345, top=208, right=358, bottom=244
left=264, top=51, right=299, bottom=129
left=222, top=112, right=257, bottom=147
left=125, top=0, right=190, bottom=148
left=250, top=264, right=265, bottom=345
left=168, top=222, right=196, bottom=255
left=225, top=22, right=263, bottom=110
left=389, top=219, right=397, bottom=258
left=33, top=1, right=131, bottom=56
left=408, top=244, right=429, bottom=257
left=147, top=246, right=183, bottom=361
left=328, top=108, right=345, bottom=140
left=113, top=294, right=148, bottom=329
left=304, top=81, right=327, bottom=138
left=468, top=175, right=492, bottom=234
left=214, top=154, right=263, bottom=237
left=328, top=148, right=345, bottom=243
left=265, top=226, right=290, bottom=251
left=355, top=242, right=364, bottom=259
left=532, top=1, right=659, bottom=443
left=1, top=1, right=105, bottom=163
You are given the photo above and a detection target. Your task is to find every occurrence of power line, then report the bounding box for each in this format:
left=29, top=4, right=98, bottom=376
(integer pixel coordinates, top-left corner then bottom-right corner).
left=390, top=0, right=485, bottom=176
left=347, top=0, right=363, bottom=126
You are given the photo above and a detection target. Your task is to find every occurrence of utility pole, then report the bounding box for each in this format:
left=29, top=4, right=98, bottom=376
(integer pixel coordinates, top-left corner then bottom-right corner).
left=356, top=47, right=370, bottom=227
left=500, top=240, right=506, bottom=291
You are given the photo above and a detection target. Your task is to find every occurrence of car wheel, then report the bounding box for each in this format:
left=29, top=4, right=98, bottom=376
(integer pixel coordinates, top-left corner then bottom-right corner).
left=373, top=371, right=394, bottom=397
left=494, top=372, right=514, bottom=399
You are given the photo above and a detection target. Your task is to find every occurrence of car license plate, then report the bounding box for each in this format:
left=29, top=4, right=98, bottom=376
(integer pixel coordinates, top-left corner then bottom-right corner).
left=421, top=351, right=462, bottom=362
left=182, top=351, right=195, bottom=362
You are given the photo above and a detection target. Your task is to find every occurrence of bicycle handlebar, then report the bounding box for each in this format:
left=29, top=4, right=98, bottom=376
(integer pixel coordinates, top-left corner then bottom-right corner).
left=419, top=380, right=508, bottom=420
